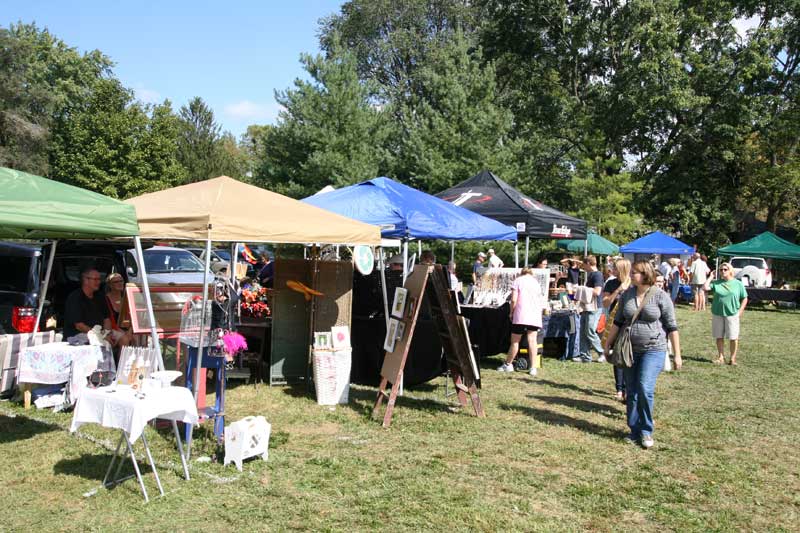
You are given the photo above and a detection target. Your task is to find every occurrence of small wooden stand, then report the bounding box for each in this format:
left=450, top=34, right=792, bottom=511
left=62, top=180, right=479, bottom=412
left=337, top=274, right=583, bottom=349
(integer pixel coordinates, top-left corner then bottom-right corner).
left=372, top=265, right=484, bottom=427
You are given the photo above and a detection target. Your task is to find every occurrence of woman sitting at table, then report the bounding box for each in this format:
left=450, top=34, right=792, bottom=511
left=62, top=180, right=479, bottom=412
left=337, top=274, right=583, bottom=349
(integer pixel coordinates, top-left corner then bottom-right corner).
left=105, top=272, right=133, bottom=349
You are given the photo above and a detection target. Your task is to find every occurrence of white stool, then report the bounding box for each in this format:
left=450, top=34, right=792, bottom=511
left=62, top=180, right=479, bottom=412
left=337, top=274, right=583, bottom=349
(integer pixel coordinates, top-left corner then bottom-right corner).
left=224, top=416, right=271, bottom=471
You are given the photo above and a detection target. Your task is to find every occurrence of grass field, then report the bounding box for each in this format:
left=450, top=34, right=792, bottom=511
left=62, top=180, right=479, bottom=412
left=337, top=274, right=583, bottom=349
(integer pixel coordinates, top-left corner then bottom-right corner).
left=1, top=305, right=798, bottom=532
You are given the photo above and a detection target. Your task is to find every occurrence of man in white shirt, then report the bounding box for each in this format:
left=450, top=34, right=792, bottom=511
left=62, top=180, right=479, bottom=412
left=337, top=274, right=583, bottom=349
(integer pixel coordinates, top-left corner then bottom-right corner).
left=689, top=252, right=710, bottom=311
left=487, top=248, right=504, bottom=269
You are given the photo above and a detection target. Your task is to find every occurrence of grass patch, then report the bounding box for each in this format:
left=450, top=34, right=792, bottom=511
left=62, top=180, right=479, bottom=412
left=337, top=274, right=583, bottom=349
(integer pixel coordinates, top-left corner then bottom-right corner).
left=1, top=306, right=798, bottom=531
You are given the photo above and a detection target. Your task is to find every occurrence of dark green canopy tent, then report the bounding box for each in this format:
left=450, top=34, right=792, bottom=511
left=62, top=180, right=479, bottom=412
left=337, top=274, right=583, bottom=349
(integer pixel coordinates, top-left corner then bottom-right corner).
left=718, top=231, right=800, bottom=261
left=557, top=231, right=619, bottom=256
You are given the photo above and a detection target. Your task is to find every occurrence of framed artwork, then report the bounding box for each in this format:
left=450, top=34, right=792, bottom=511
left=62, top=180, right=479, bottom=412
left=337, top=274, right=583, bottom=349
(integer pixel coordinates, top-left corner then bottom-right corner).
left=559, top=293, right=570, bottom=308
left=406, top=297, right=417, bottom=319
left=384, top=319, right=399, bottom=352
left=391, top=287, right=408, bottom=318
left=395, top=321, right=406, bottom=341
left=331, top=326, right=351, bottom=349
left=314, top=331, right=333, bottom=350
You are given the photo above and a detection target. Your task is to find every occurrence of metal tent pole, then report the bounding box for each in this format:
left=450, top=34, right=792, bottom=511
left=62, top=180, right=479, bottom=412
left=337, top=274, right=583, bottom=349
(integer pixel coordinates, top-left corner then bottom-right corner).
left=378, top=247, right=390, bottom=330
left=134, top=237, right=164, bottom=370
left=33, top=241, right=56, bottom=335
left=514, top=241, right=519, bottom=269
left=450, top=241, right=455, bottom=263
left=525, top=236, right=530, bottom=267
left=402, top=240, right=409, bottom=284
left=193, top=232, right=213, bottom=403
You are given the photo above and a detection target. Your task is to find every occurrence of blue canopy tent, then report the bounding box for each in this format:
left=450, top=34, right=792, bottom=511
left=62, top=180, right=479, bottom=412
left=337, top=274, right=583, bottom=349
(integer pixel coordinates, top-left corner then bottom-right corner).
left=619, top=231, right=694, bottom=256
left=302, top=177, right=518, bottom=242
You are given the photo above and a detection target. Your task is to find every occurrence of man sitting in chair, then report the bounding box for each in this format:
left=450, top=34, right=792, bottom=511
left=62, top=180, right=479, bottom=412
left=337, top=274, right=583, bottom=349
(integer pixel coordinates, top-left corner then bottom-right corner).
left=63, top=265, right=112, bottom=340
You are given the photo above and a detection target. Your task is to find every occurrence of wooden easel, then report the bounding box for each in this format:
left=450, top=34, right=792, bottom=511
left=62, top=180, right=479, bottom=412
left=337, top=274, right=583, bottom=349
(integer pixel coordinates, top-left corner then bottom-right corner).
left=372, top=265, right=485, bottom=427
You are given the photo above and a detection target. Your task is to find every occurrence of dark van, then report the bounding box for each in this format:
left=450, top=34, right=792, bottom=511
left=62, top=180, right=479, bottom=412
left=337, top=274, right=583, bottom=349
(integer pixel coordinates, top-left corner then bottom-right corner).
left=0, top=242, right=43, bottom=334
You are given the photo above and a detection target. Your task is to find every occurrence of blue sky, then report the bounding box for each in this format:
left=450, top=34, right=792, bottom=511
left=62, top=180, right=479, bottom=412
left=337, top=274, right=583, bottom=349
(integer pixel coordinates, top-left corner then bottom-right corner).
left=3, top=0, right=344, bottom=137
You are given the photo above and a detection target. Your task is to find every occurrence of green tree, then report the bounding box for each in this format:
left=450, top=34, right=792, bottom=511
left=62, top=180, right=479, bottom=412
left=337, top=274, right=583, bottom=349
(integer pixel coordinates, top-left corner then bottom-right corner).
left=177, top=96, right=224, bottom=182
left=252, top=38, right=390, bottom=198
left=50, top=79, right=186, bottom=198
left=0, top=22, right=112, bottom=175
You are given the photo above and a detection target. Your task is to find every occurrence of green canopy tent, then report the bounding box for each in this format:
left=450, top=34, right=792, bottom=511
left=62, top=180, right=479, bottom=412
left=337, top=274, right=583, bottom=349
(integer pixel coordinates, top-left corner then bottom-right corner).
left=557, top=231, right=619, bottom=256
left=0, top=167, right=162, bottom=368
left=718, top=231, right=800, bottom=260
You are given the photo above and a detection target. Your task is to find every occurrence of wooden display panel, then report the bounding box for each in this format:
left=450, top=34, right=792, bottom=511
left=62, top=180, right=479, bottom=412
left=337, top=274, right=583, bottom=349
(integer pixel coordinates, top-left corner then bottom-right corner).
left=373, top=265, right=484, bottom=427
left=270, top=259, right=312, bottom=384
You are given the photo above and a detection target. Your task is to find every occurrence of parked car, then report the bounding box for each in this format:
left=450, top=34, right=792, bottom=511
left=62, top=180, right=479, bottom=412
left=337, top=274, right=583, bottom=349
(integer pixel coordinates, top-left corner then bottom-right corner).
left=125, top=246, right=215, bottom=286
left=730, top=256, right=772, bottom=287
left=0, top=242, right=45, bottom=334
left=182, top=247, right=231, bottom=274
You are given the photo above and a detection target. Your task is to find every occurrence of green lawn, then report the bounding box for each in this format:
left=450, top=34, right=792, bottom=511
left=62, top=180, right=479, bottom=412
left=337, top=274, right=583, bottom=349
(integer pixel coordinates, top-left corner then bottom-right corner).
left=1, top=305, right=798, bottom=532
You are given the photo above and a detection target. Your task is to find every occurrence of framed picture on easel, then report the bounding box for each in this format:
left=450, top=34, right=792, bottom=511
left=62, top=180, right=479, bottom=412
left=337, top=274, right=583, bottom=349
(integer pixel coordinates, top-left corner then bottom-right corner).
left=391, top=287, right=408, bottom=318
left=384, top=319, right=399, bottom=352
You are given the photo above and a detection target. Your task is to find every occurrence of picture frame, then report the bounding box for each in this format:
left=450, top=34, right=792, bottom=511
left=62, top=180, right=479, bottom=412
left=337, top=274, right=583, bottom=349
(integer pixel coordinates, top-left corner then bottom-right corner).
left=330, top=326, right=351, bottom=350
left=559, top=293, right=570, bottom=308
left=391, top=287, right=408, bottom=318
left=314, top=331, right=333, bottom=350
left=384, top=319, right=399, bottom=352
left=406, top=296, right=417, bottom=319
left=395, top=321, right=406, bottom=341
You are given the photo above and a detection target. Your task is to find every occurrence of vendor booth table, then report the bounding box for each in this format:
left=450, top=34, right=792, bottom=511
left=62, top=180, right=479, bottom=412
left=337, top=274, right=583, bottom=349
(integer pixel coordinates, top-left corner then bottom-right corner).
left=17, top=342, right=113, bottom=408
left=0, top=331, right=61, bottom=398
left=461, top=304, right=580, bottom=360
left=745, top=287, right=800, bottom=304
left=70, top=384, right=197, bottom=503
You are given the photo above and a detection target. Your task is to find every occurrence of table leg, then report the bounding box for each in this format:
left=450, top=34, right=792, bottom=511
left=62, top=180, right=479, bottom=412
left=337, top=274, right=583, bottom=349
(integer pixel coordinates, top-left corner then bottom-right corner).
left=22, top=383, right=32, bottom=409
left=172, top=421, right=190, bottom=480
left=102, top=432, right=126, bottom=487
left=140, top=430, right=164, bottom=497
left=124, top=433, right=149, bottom=503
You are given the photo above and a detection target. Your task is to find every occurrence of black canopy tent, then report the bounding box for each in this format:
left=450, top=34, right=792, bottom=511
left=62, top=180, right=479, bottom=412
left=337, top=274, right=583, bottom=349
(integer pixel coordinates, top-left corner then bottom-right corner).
left=435, top=170, right=587, bottom=264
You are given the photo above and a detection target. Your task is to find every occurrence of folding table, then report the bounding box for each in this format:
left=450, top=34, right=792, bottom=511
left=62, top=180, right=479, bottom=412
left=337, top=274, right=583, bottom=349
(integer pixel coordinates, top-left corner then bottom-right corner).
left=70, top=384, right=198, bottom=502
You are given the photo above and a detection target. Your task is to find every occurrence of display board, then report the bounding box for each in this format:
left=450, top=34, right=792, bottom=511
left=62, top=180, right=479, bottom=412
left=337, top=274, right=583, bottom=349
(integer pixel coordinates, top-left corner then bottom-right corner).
left=373, top=265, right=485, bottom=427
left=270, top=259, right=312, bottom=384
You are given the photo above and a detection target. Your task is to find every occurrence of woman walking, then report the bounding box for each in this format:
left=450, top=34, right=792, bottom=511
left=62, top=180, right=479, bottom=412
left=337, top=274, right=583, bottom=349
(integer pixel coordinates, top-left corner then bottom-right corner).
left=705, top=262, right=748, bottom=365
left=497, top=268, right=544, bottom=376
left=602, top=258, right=631, bottom=401
left=604, top=261, right=682, bottom=449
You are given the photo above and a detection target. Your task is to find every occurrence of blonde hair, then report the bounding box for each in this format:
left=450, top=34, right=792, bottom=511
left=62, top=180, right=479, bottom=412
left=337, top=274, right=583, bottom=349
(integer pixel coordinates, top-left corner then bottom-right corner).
left=720, top=261, right=733, bottom=273
left=615, top=258, right=632, bottom=285
left=520, top=267, right=534, bottom=276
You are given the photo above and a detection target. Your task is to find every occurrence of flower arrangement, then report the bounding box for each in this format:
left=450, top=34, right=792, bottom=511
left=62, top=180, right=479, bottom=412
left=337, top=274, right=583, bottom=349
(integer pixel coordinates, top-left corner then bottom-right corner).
left=240, top=282, right=271, bottom=319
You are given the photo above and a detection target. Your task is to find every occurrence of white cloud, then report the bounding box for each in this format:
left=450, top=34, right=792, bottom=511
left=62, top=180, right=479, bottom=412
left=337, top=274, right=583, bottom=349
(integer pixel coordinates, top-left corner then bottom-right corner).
left=133, top=85, right=162, bottom=104
left=223, top=100, right=281, bottom=124
left=732, top=16, right=760, bottom=40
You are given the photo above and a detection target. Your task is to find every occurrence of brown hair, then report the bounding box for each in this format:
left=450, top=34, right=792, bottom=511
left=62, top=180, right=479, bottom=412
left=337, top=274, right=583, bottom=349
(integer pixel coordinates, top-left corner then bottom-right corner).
left=632, top=260, right=657, bottom=286
left=520, top=267, right=534, bottom=276
left=583, top=255, right=597, bottom=267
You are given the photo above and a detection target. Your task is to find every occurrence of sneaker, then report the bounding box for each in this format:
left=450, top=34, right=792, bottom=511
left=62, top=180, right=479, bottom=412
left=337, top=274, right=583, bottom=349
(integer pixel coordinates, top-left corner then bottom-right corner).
left=528, top=367, right=537, bottom=377
left=623, top=434, right=639, bottom=445
left=641, top=435, right=654, bottom=449
left=497, top=363, right=514, bottom=372
left=571, top=356, right=591, bottom=363
left=597, top=355, right=607, bottom=363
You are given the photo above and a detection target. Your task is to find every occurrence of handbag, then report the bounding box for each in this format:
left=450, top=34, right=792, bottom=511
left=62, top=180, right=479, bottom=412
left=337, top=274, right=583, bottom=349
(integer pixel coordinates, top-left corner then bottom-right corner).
left=609, top=286, right=656, bottom=368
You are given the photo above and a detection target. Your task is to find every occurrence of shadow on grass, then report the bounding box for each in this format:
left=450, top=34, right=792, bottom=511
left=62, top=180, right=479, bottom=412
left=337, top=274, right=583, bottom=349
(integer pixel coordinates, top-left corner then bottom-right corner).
left=54, top=451, right=147, bottom=482
left=0, top=414, right=60, bottom=444
left=498, top=402, right=628, bottom=440
left=683, top=356, right=715, bottom=364
left=529, top=395, right=623, bottom=418
left=534, top=378, right=607, bottom=396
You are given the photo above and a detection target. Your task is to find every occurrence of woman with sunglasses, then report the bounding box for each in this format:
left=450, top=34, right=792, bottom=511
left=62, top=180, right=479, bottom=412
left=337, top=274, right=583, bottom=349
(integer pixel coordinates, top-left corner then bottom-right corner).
left=604, top=261, right=682, bottom=449
left=704, top=262, right=748, bottom=365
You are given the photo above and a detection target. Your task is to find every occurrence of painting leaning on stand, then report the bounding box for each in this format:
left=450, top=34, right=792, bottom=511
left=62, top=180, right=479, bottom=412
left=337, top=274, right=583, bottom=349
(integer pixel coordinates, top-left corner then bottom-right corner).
left=603, top=260, right=682, bottom=449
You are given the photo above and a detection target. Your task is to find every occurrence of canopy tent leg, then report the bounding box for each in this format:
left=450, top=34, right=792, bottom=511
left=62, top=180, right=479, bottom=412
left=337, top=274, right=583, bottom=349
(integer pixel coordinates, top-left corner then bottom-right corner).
left=33, top=241, right=57, bottom=334
left=450, top=241, right=455, bottom=263
left=186, top=231, right=213, bottom=459
left=418, top=240, right=422, bottom=259
left=584, top=238, right=588, bottom=257
left=514, top=241, right=519, bottom=269
left=134, top=237, right=164, bottom=371
left=525, top=237, right=530, bottom=267
left=402, top=240, right=409, bottom=284
left=378, top=247, right=390, bottom=330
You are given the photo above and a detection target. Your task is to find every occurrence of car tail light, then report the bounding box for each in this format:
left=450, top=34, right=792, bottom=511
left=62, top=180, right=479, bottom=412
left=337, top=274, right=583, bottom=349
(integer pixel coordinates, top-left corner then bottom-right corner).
left=12, top=306, right=36, bottom=333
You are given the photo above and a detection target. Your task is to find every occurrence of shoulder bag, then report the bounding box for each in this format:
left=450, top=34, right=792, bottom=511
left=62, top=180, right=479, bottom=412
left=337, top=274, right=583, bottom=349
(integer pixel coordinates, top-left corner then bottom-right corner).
left=609, top=286, right=656, bottom=368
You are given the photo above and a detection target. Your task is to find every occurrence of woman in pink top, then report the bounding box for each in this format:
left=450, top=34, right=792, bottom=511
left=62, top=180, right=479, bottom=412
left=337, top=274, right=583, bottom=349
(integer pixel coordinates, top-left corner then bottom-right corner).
left=497, top=267, right=544, bottom=376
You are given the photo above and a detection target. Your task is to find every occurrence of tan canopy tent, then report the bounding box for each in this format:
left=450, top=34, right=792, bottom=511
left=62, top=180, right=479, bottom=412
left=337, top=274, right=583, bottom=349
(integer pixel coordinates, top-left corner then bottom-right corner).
left=125, top=176, right=381, bottom=245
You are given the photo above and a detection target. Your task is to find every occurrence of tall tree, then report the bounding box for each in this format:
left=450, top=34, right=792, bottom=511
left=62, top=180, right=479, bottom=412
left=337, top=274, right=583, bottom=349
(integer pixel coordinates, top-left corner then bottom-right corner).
left=0, top=23, right=112, bottom=175
left=252, top=38, right=390, bottom=198
left=177, top=96, right=223, bottom=182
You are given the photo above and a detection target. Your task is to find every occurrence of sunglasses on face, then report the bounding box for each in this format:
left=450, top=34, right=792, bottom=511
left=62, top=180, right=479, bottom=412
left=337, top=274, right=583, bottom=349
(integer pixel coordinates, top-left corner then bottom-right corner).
left=721, top=267, right=729, bottom=271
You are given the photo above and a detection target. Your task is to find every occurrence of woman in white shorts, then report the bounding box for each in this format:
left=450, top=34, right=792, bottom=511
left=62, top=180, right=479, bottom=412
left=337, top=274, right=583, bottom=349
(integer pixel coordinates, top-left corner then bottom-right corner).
left=705, top=262, right=748, bottom=365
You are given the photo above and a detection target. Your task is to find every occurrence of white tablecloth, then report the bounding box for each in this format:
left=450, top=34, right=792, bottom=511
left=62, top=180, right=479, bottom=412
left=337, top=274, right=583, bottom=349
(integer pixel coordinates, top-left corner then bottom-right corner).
left=70, top=385, right=198, bottom=443
left=17, top=342, right=110, bottom=400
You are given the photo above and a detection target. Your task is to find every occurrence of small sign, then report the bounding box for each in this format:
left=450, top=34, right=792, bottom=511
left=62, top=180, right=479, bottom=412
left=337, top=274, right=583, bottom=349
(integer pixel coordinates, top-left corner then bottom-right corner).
left=353, top=245, right=374, bottom=275
left=516, top=222, right=526, bottom=232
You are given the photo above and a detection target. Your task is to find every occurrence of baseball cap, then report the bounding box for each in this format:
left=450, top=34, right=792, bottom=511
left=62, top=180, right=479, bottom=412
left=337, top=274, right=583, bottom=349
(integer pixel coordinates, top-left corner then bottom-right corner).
left=477, top=252, right=487, bottom=258
left=488, top=248, right=495, bottom=254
